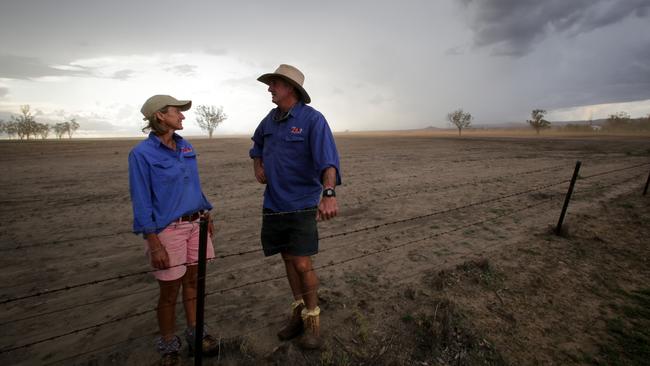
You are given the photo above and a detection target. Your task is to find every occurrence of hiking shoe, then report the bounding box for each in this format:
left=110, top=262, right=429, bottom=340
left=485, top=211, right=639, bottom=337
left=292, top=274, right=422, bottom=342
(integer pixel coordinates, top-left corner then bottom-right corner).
left=159, top=351, right=180, bottom=366
left=156, top=335, right=181, bottom=366
left=298, top=307, right=322, bottom=350
left=278, top=301, right=305, bottom=340
left=185, top=326, right=220, bottom=357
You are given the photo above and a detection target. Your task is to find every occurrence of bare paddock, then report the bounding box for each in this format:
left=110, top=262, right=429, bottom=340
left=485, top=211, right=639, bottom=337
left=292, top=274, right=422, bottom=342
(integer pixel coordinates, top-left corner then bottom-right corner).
left=1, top=133, right=649, bottom=365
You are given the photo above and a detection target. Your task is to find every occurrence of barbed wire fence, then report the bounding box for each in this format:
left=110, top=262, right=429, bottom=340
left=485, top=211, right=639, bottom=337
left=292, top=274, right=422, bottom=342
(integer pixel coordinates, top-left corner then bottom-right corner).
left=0, top=162, right=569, bottom=253
left=1, top=160, right=648, bottom=365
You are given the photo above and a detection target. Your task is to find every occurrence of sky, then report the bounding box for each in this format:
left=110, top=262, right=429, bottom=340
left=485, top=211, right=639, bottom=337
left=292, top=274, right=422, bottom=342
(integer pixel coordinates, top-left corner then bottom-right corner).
left=0, top=0, right=649, bottom=137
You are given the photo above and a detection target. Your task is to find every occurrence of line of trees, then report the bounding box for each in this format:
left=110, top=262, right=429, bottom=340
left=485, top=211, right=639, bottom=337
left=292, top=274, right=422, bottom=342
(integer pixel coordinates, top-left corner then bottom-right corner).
left=446, top=108, right=650, bottom=136
left=0, top=105, right=79, bottom=140
left=603, top=112, right=650, bottom=131
left=446, top=108, right=552, bottom=136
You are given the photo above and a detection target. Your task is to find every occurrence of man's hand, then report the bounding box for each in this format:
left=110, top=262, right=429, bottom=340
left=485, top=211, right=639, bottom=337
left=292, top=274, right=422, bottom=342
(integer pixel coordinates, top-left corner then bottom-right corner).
left=146, top=233, right=169, bottom=269
left=253, top=158, right=267, bottom=184
left=317, top=196, right=338, bottom=221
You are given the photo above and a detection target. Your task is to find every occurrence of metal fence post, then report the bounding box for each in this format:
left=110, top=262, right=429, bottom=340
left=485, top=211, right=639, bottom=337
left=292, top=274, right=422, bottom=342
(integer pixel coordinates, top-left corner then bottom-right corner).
left=556, top=161, right=582, bottom=235
left=194, top=218, right=208, bottom=366
left=643, top=170, right=650, bottom=196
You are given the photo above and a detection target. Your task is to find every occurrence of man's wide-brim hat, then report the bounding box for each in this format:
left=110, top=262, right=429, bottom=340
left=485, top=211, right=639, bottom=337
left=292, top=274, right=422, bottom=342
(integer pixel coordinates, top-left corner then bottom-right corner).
left=141, top=95, right=192, bottom=120
left=257, top=64, right=311, bottom=104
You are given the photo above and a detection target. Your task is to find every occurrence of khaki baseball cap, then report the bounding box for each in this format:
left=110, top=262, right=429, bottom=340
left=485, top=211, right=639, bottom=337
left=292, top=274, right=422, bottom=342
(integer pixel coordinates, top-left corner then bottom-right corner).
left=141, top=95, right=192, bottom=120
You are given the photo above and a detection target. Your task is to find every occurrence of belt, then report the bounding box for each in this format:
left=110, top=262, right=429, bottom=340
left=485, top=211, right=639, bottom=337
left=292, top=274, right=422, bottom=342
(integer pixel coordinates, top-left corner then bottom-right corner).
left=178, top=211, right=204, bottom=222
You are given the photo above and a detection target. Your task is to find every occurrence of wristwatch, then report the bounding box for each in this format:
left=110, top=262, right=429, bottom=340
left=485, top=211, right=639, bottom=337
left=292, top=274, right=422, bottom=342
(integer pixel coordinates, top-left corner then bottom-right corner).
left=322, top=188, right=336, bottom=198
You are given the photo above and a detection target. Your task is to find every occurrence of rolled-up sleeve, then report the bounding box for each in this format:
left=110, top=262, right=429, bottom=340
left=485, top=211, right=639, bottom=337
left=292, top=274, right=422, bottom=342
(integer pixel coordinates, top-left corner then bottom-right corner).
left=310, top=116, right=342, bottom=186
left=128, top=151, right=156, bottom=235
left=249, top=123, right=265, bottom=159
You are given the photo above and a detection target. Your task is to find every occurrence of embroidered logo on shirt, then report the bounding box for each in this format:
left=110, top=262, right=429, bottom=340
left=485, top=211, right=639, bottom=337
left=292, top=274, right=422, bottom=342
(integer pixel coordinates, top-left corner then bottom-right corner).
left=181, top=147, right=193, bottom=153
left=290, top=127, right=303, bottom=134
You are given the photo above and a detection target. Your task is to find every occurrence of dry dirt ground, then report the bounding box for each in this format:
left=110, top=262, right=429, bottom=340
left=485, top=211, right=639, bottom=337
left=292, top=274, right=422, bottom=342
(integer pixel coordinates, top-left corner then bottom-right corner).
left=0, top=132, right=649, bottom=365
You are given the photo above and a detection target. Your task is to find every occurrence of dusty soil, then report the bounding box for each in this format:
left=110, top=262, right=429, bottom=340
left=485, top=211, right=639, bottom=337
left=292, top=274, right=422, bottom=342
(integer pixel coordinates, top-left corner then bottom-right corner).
left=0, top=132, right=649, bottom=365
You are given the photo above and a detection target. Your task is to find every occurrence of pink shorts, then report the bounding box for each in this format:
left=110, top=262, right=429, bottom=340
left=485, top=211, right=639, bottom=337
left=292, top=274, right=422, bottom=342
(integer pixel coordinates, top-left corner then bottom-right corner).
left=144, top=220, right=215, bottom=281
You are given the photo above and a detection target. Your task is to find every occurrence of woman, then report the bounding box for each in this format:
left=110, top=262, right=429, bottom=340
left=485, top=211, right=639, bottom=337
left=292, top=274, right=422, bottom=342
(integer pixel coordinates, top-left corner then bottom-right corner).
left=128, top=94, right=218, bottom=365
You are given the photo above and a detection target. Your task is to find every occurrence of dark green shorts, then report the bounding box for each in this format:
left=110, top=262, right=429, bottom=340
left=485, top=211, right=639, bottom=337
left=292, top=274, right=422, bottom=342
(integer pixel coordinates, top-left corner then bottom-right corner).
left=261, top=207, right=318, bottom=257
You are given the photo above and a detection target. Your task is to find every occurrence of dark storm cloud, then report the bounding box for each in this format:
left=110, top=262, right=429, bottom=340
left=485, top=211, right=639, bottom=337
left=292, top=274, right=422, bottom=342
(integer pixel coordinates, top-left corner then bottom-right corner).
left=0, top=54, right=92, bottom=79
left=592, top=39, right=650, bottom=104
left=462, top=0, right=650, bottom=56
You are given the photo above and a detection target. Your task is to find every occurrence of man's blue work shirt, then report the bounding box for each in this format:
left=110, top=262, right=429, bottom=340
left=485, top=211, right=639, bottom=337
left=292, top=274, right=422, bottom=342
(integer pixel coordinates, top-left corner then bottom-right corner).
left=129, top=132, right=212, bottom=235
left=249, top=102, right=341, bottom=212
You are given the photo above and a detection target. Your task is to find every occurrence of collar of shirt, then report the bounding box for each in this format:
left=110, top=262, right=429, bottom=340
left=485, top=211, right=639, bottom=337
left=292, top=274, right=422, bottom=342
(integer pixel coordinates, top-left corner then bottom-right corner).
left=148, top=132, right=184, bottom=148
left=272, top=102, right=304, bottom=122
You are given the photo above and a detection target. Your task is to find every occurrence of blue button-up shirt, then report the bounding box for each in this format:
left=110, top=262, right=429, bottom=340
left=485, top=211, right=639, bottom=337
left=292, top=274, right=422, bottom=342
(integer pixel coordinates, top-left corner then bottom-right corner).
left=128, top=132, right=212, bottom=235
left=249, top=102, right=341, bottom=212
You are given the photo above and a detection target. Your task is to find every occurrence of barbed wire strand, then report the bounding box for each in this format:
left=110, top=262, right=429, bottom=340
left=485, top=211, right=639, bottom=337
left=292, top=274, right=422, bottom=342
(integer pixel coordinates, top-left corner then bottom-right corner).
left=39, top=196, right=566, bottom=365
left=1, top=173, right=572, bottom=304
left=574, top=172, right=644, bottom=197
left=42, top=331, right=157, bottom=366
left=220, top=163, right=570, bottom=221
left=3, top=160, right=645, bottom=253
left=580, top=161, right=650, bottom=180
left=0, top=284, right=158, bottom=327
left=16, top=168, right=648, bottom=362
left=2, top=164, right=646, bottom=357
left=0, top=193, right=558, bottom=355
left=0, top=218, right=212, bottom=252
left=7, top=160, right=646, bottom=304
left=5, top=169, right=640, bottom=329
left=0, top=163, right=569, bottom=252
left=2, top=161, right=645, bottom=342
left=42, top=299, right=300, bottom=366
left=0, top=254, right=209, bottom=305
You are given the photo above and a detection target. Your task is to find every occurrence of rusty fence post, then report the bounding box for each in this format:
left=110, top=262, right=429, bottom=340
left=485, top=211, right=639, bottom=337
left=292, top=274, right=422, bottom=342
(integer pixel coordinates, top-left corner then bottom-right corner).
left=556, top=161, right=582, bottom=235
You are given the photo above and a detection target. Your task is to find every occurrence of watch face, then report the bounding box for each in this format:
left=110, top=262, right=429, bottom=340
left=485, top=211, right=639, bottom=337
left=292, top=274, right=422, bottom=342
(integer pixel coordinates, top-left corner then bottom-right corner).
left=323, top=188, right=336, bottom=197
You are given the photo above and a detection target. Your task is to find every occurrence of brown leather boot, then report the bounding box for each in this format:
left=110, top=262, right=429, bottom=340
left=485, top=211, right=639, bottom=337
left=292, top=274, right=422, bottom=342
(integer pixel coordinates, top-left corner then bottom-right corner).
left=277, top=300, right=305, bottom=341
left=298, top=307, right=322, bottom=350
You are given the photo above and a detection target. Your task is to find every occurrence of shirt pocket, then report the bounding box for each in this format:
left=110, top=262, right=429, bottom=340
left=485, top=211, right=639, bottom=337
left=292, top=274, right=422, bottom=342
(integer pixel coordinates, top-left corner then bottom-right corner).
left=181, top=152, right=197, bottom=177
left=284, top=134, right=306, bottom=158
left=151, top=159, right=180, bottom=184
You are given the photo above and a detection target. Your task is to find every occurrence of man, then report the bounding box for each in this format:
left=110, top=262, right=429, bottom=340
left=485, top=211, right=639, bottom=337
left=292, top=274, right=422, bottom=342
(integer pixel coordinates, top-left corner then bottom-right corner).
left=129, top=95, right=219, bottom=365
left=249, top=64, right=341, bottom=349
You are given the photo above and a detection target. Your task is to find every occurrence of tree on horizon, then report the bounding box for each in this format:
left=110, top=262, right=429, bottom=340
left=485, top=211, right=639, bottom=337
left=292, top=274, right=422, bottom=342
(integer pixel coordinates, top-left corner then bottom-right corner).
left=196, top=105, right=227, bottom=138
left=66, top=118, right=80, bottom=139
left=447, top=108, right=473, bottom=136
left=527, top=109, right=551, bottom=135
left=9, top=105, right=39, bottom=140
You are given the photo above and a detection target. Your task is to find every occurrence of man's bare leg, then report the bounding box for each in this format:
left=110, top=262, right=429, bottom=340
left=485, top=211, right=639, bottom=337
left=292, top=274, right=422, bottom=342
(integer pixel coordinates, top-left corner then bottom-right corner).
left=282, top=252, right=305, bottom=301
left=291, top=255, right=322, bottom=349
left=292, top=256, right=318, bottom=309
